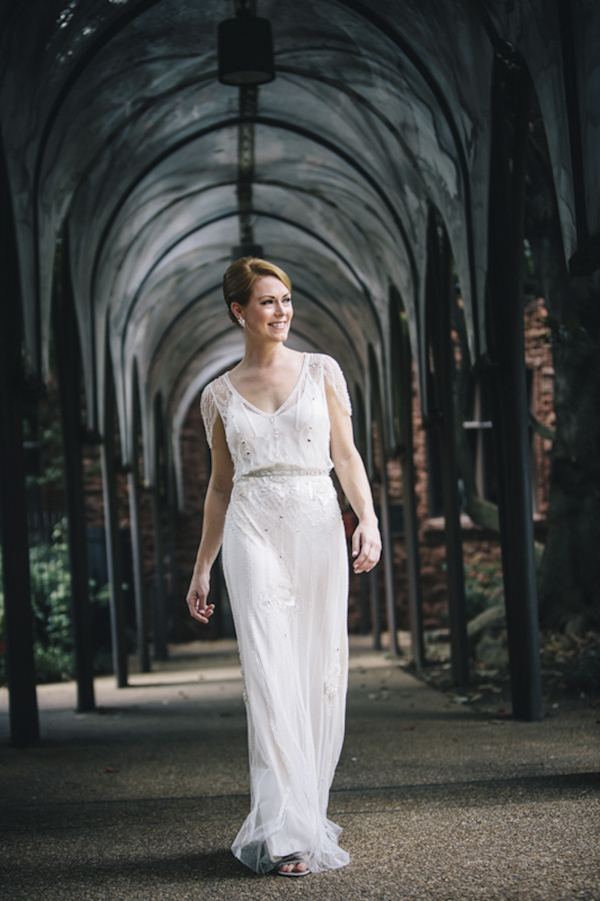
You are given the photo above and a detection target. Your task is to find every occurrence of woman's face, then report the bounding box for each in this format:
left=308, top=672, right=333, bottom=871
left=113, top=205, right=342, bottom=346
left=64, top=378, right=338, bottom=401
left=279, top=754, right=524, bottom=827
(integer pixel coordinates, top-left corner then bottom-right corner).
left=236, top=275, right=293, bottom=342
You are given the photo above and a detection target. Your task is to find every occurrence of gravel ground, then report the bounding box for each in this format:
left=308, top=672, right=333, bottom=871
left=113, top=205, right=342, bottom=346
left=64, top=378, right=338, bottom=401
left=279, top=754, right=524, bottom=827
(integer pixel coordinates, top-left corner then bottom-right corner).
left=1, top=638, right=598, bottom=901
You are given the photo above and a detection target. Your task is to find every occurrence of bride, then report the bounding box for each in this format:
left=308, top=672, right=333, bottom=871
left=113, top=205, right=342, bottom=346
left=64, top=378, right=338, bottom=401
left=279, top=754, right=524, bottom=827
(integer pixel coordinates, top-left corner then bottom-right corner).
left=186, top=257, right=381, bottom=876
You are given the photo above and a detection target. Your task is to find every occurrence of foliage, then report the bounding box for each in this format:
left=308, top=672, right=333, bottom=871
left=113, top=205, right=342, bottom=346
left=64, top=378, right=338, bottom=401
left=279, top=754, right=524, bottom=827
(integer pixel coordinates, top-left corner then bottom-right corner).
left=438, top=555, right=504, bottom=624
left=463, top=555, right=504, bottom=621
left=541, top=632, right=600, bottom=695
left=24, top=421, right=65, bottom=490
left=543, top=314, right=590, bottom=347
left=0, top=519, right=113, bottom=685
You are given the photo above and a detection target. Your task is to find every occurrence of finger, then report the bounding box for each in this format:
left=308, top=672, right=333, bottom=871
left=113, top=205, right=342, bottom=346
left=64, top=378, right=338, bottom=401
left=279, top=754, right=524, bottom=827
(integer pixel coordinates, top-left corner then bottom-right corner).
left=353, top=551, right=370, bottom=573
left=351, top=527, right=361, bottom=559
left=353, top=541, right=379, bottom=573
left=188, top=600, right=214, bottom=622
left=191, top=611, right=211, bottom=623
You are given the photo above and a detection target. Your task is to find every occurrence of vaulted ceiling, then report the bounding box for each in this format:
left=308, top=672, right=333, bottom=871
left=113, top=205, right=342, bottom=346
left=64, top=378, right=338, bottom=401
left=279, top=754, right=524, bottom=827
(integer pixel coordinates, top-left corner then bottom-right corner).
left=1, top=0, right=597, bottom=483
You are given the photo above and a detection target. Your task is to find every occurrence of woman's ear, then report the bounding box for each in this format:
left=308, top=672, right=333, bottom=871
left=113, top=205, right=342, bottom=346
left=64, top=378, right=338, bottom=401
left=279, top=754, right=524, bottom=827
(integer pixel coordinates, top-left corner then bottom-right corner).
left=230, top=302, right=243, bottom=320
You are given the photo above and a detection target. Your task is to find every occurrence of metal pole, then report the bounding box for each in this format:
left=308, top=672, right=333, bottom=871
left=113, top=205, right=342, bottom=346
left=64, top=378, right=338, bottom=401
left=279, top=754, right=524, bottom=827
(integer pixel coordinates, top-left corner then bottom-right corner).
left=53, top=236, right=95, bottom=712
left=396, top=309, right=425, bottom=671
left=352, top=387, right=371, bottom=636
left=152, top=398, right=169, bottom=660
left=128, top=465, right=150, bottom=673
left=163, top=422, right=181, bottom=637
left=0, top=135, right=39, bottom=746
left=371, top=355, right=399, bottom=657
left=427, top=209, right=470, bottom=690
left=100, top=354, right=128, bottom=687
left=128, top=379, right=150, bottom=673
left=363, top=365, right=381, bottom=651
left=487, top=60, right=542, bottom=721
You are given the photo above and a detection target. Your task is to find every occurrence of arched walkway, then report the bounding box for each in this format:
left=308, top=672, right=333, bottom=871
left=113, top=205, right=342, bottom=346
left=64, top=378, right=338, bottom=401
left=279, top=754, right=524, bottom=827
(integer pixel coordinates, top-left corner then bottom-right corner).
left=1, top=1, right=599, bottom=747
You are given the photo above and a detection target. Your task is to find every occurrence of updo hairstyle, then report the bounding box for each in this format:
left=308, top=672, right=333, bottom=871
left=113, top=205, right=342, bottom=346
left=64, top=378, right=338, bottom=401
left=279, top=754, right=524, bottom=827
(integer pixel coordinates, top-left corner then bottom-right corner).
left=223, top=257, right=292, bottom=326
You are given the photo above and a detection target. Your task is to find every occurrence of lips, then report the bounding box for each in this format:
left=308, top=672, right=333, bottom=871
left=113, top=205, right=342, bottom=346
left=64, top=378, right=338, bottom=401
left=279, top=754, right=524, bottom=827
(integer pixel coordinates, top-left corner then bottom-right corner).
left=269, top=322, right=287, bottom=329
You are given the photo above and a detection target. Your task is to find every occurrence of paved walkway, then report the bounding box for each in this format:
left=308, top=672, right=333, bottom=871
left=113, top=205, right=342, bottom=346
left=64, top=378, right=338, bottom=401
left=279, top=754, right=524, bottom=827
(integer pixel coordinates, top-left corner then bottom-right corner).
left=1, top=638, right=599, bottom=901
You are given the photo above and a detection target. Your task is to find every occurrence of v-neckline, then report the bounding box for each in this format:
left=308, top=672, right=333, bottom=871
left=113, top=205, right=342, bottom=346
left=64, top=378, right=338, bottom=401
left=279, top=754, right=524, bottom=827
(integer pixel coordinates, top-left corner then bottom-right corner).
left=225, top=353, right=309, bottom=418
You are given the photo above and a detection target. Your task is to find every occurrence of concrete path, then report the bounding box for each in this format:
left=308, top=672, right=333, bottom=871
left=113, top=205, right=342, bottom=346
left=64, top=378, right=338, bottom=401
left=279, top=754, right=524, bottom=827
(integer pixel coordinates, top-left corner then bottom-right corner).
left=1, top=638, right=599, bottom=900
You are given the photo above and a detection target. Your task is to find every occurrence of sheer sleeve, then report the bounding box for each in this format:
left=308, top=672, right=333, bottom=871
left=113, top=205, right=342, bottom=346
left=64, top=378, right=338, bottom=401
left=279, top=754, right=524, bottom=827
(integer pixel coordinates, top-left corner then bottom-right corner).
left=322, top=355, right=352, bottom=416
left=200, top=384, right=218, bottom=448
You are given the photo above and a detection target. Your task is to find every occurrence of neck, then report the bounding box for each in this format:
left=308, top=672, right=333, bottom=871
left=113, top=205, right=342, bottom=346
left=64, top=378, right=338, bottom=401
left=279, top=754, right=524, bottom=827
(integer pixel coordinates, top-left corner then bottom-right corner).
left=240, top=340, right=289, bottom=370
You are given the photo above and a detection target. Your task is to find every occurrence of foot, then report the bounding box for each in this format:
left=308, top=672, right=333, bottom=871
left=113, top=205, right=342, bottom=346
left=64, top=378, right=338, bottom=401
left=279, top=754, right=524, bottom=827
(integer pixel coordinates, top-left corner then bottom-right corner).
left=275, top=855, right=310, bottom=877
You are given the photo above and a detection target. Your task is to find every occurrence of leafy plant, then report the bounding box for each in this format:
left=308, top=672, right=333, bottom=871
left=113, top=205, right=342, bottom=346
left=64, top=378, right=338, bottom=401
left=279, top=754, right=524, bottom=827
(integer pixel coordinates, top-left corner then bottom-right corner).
left=463, top=556, right=504, bottom=621
left=0, top=519, right=113, bottom=685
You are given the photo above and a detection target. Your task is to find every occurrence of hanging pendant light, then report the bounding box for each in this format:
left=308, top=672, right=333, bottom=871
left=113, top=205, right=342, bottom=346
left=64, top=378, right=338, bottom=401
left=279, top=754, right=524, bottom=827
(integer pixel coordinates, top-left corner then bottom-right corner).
left=231, top=243, right=264, bottom=261
left=218, top=6, right=275, bottom=86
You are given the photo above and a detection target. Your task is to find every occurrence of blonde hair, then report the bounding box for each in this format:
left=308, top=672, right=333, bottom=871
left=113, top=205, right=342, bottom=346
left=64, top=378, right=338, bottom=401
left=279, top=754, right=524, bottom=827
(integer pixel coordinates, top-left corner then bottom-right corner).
left=223, top=257, right=292, bottom=325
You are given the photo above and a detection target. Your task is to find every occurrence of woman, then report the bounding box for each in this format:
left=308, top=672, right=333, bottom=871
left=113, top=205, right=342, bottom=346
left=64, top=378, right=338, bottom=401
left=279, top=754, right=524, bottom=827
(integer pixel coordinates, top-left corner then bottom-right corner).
left=186, top=257, right=381, bottom=877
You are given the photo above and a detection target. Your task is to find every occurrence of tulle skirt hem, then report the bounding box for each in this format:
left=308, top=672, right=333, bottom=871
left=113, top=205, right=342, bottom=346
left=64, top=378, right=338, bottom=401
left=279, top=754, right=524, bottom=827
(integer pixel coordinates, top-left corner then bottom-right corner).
left=232, top=819, right=350, bottom=874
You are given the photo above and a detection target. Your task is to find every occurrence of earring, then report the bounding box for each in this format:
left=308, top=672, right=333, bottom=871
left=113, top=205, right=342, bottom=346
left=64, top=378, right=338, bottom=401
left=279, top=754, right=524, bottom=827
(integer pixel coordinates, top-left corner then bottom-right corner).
left=238, top=318, right=246, bottom=328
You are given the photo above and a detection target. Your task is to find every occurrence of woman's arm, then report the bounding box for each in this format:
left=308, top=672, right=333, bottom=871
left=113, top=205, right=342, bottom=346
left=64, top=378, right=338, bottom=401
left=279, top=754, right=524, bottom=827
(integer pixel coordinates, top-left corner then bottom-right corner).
left=186, top=413, right=234, bottom=622
left=326, top=383, right=381, bottom=574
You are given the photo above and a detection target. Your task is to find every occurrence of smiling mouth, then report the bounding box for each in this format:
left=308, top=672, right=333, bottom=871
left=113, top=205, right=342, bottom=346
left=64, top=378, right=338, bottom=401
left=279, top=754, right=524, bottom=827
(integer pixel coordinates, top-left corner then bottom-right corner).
left=269, top=322, right=287, bottom=328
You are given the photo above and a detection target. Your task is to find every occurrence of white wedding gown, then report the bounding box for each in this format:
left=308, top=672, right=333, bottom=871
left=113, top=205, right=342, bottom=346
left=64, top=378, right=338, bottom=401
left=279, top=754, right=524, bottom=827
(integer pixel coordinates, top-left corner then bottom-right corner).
left=201, top=353, right=351, bottom=874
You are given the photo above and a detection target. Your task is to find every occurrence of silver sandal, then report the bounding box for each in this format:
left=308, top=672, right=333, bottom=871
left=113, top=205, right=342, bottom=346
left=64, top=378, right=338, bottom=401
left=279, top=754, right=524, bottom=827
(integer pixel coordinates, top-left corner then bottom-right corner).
left=275, top=853, right=310, bottom=877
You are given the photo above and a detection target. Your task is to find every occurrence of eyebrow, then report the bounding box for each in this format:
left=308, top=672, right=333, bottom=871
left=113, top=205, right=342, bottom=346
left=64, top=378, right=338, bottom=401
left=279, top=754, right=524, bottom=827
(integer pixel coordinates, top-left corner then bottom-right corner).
left=257, top=293, right=291, bottom=300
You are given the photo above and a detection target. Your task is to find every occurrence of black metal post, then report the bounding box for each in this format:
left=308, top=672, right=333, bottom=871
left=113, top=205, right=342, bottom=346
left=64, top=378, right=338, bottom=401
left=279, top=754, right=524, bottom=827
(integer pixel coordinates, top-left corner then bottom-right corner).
left=100, top=355, right=128, bottom=687
left=352, top=386, right=371, bottom=636
left=151, top=400, right=168, bottom=660
left=163, top=418, right=181, bottom=637
left=427, top=208, right=470, bottom=690
left=363, top=366, right=382, bottom=651
left=53, top=237, right=95, bottom=712
left=487, top=60, right=542, bottom=721
left=0, top=136, right=40, bottom=747
left=128, top=381, right=150, bottom=673
left=393, top=305, right=425, bottom=670
left=371, top=354, right=399, bottom=656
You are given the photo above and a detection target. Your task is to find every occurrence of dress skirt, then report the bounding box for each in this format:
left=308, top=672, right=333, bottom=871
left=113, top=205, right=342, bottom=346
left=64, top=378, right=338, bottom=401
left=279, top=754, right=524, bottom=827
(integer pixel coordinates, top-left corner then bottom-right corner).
left=222, top=470, right=350, bottom=874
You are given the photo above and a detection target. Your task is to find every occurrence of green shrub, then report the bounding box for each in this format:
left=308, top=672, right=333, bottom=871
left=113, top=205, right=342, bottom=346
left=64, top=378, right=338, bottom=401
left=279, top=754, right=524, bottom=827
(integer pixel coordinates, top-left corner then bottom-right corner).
left=0, top=519, right=113, bottom=685
left=463, top=556, right=504, bottom=621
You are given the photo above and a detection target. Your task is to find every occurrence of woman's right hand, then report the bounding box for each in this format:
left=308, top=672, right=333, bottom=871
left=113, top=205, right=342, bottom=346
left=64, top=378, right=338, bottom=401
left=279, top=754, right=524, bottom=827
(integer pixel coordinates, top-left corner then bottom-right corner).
left=186, top=573, right=215, bottom=623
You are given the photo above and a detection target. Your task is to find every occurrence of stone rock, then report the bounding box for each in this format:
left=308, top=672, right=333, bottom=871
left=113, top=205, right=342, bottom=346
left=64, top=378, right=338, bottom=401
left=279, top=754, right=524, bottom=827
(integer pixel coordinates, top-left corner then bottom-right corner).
left=475, top=631, right=509, bottom=669
left=467, top=604, right=506, bottom=639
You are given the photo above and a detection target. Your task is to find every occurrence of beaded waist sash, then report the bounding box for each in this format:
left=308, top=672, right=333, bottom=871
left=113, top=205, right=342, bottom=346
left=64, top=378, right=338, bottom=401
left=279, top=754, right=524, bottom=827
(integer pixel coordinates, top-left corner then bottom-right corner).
left=236, top=467, right=329, bottom=481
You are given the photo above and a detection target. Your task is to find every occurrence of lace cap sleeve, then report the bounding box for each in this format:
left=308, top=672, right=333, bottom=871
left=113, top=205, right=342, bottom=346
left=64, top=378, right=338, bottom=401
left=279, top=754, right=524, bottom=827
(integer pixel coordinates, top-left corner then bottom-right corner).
left=322, top=355, right=352, bottom=416
left=200, top=383, right=218, bottom=448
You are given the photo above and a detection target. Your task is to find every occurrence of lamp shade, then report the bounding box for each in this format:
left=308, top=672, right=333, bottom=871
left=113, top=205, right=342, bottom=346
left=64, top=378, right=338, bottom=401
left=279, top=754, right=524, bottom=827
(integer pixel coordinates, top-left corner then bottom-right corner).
left=218, top=10, right=275, bottom=86
left=231, top=243, right=264, bottom=261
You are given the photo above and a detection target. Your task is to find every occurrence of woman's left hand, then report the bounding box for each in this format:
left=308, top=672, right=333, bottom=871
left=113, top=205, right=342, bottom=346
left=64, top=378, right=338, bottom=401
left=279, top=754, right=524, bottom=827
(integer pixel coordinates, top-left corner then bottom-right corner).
left=351, top=520, right=382, bottom=573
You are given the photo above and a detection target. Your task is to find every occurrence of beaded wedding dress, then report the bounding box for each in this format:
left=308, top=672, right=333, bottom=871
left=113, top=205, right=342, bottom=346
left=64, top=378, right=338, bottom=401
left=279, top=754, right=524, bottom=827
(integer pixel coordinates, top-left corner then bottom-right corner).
left=201, top=353, right=351, bottom=874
